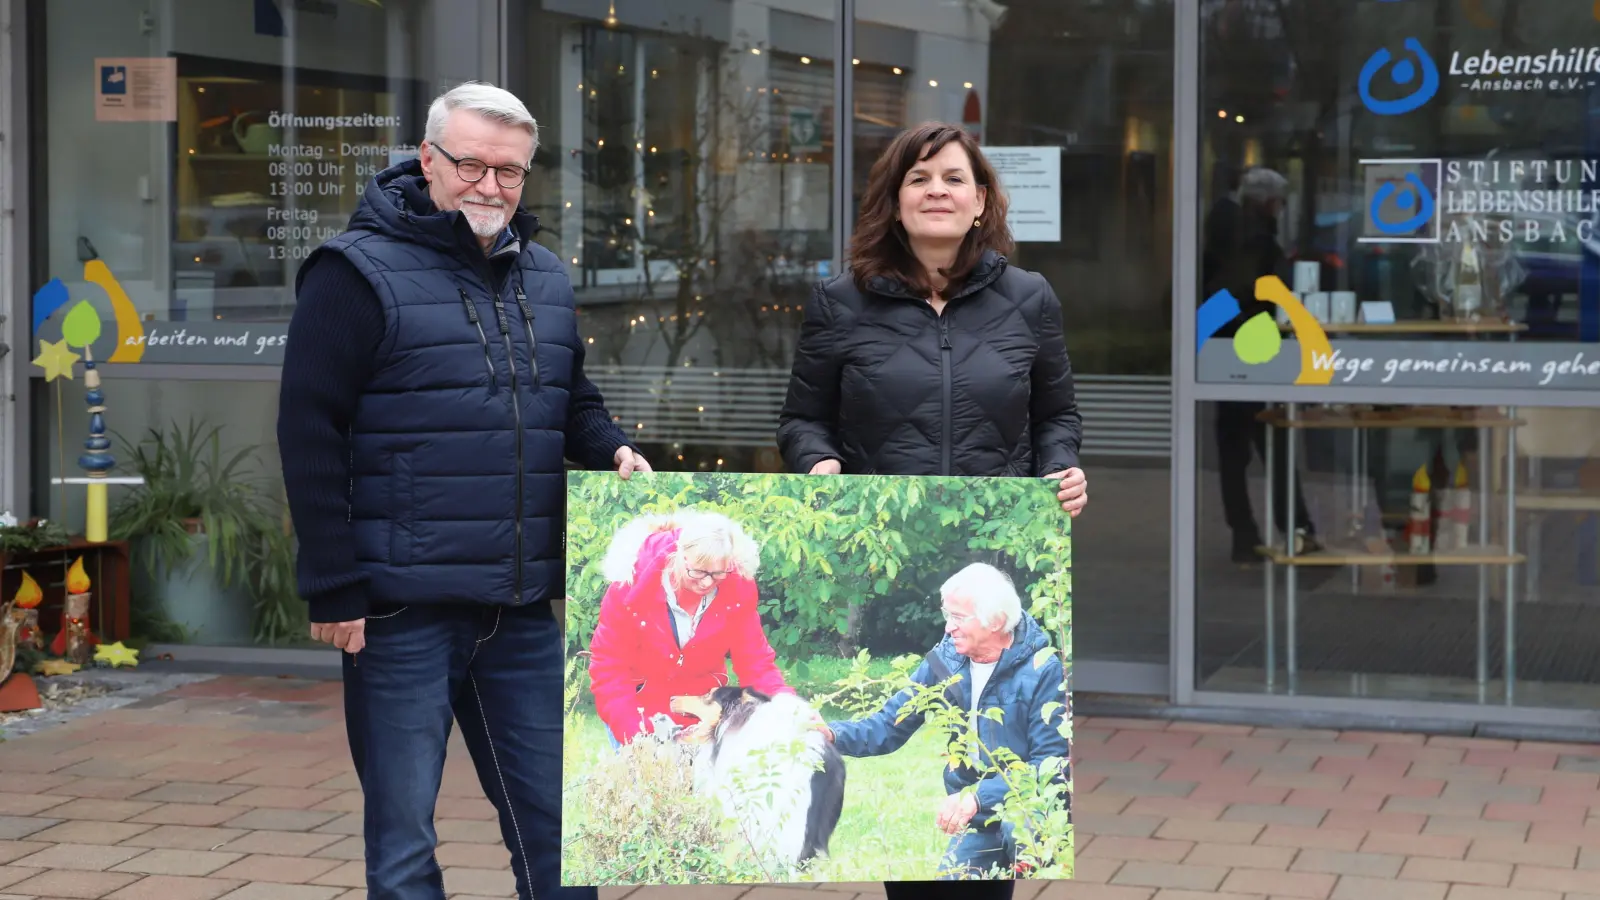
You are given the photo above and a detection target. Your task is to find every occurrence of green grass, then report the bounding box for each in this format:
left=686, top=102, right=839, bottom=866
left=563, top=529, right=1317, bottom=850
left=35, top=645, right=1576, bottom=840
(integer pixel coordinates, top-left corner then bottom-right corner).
left=563, top=708, right=955, bottom=882
left=562, top=648, right=1074, bottom=884
left=776, top=654, right=904, bottom=701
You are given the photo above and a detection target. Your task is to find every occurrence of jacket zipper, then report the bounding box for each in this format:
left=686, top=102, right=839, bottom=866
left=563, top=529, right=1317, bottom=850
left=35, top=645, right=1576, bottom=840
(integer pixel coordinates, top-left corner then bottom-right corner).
left=490, top=290, right=525, bottom=606
left=938, top=315, right=953, bottom=476
left=513, top=285, right=542, bottom=390
left=346, top=424, right=354, bottom=524
left=458, top=289, right=497, bottom=386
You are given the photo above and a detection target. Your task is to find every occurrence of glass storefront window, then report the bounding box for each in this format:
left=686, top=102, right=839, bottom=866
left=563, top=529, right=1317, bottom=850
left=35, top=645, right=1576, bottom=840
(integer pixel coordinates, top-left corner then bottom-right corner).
left=37, top=0, right=496, bottom=366
left=1198, top=0, right=1600, bottom=391
left=852, top=0, right=1176, bottom=671
left=1196, top=399, right=1600, bottom=711
left=21, top=1, right=1179, bottom=679
left=29, top=0, right=495, bottom=646
left=511, top=0, right=837, bottom=474
left=31, top=375, right=292, bottom=647
left=1191, top=0, right=1600, bottom=713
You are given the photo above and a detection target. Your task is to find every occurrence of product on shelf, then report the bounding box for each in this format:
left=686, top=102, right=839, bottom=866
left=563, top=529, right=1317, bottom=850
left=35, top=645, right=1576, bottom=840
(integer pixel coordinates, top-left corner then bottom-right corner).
left=1437, top=461, right=1472, bottom=552
left=1408, top=463, right=1433, bottom=555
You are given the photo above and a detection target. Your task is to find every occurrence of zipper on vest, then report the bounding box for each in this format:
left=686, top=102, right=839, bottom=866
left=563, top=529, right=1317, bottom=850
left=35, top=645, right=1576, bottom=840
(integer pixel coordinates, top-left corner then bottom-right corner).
left=491, top=293, right=526, bottom=606
left=939, top=316, right=953, bottom=477
left=513, top=285, right=542, bottom=390
left=346, top=424, right=354, bottom=524
left=458, top=289, right=497, bottom=387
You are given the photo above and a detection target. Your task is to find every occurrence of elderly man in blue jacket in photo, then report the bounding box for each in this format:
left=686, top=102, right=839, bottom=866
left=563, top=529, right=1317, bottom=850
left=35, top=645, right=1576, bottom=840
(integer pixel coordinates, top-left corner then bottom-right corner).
left=277, top=81, right=643, bottom=900
left=818, top=562, right=1071, bottom=880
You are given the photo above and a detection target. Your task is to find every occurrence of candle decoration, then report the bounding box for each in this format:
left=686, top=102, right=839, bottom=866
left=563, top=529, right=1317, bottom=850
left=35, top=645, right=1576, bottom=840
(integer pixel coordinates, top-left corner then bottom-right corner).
left=10, top=571, right=42, bottom=652
left=51, top=556, right=99, bottom=665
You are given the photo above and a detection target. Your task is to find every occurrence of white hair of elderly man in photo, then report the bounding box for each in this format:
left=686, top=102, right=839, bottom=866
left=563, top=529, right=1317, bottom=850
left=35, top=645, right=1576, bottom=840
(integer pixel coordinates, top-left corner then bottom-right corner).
left=942, top=562, right=1024, bottom=636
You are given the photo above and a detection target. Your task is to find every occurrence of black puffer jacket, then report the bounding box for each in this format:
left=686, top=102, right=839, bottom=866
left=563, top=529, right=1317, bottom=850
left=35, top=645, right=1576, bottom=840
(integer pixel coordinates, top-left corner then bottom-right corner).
left=777, top=251, right=1082, bottom=477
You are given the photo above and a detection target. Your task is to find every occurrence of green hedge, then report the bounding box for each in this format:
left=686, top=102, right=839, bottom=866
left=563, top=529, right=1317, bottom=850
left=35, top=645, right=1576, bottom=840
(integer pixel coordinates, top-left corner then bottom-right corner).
left=564, top=471, right=1072, bottom=661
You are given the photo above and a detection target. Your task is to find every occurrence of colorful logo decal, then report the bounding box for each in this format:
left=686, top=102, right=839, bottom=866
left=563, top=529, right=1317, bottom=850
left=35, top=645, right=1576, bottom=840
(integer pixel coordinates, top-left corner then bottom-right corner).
left=32, top=260, right=146, bottom=363
left=1358, top=37, right=1440, bottom=115
left=1197, top=276, right=1333, bottom=386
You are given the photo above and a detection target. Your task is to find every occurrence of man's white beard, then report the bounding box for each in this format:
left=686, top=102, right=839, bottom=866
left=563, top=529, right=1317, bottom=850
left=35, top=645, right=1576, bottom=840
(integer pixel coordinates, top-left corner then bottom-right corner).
left=460, top=196, right=509, bottom=239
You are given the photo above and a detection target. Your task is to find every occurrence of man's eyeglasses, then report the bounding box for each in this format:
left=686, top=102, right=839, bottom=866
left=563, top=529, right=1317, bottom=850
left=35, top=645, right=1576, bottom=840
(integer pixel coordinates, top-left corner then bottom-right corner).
left=432, top=145, right=530, bottom=189
left=686, top=567, right=730, bottom=582
left=942, top=608, right=976, bottom=627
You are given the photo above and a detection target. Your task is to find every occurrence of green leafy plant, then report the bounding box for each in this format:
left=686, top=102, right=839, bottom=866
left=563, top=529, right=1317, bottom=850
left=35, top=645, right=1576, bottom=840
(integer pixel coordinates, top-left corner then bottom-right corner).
left=562, top=646, right=1074, bottom=884
left=564, top=472, right=1071, bottom=659
left=560, top=654, right=779, bottom=885
left=817, top=646, right=1075, bottom=880
left=109, top=418, right=305, bottom=645
left=0, top=519, right=73, bottom=555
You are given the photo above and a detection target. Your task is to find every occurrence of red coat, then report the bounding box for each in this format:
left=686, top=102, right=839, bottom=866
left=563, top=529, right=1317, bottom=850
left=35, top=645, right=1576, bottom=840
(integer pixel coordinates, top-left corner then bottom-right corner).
left=587, top=527, right=792, bottom=744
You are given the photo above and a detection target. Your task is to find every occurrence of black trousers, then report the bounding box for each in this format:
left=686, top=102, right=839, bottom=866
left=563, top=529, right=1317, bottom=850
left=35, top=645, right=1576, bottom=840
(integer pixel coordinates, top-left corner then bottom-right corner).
left=884, top=882, right=1015, bottom=900
left=1215, top=401, right=1312, bottom=543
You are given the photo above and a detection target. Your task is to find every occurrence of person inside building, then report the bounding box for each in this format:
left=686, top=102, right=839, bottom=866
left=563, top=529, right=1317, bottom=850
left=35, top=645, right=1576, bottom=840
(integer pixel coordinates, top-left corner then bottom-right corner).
left=277, top=81, right=644, bottom=900
left=1202, top=165, right=1320, bottom=563
left=776, top=120, right=1086, bottom=900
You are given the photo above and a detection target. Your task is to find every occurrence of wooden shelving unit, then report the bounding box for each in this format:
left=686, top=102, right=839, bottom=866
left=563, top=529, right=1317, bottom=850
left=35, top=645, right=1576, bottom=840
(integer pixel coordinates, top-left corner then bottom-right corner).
left=0, top=540, right=131, bottom=644
left=1258, top=408, right=1524, bottom=431
left=1257, top=400, right=1525, bottom=703
left=1255, top=545, right=1524, bottom=567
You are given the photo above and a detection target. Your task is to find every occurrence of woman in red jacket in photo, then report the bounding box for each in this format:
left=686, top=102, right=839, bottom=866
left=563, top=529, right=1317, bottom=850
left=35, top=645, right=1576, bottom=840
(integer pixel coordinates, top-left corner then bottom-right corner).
left=585, top=509, right=794, bottom=745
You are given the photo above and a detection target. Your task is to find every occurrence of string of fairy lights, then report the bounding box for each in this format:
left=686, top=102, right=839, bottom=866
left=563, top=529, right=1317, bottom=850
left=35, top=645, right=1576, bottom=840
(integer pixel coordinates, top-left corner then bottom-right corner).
left=563, top=33, right=963, bottom=270
left=568, top=28, right=970, bottom=469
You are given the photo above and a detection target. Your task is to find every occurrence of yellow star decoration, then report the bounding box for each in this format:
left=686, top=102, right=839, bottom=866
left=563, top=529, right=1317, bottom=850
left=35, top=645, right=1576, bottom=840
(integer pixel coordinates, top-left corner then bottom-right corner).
left=31, top=338, right=79, bottom=382
left=93, top=642, right=139, bottom=668
left=34, top=658, right=81, bottom=677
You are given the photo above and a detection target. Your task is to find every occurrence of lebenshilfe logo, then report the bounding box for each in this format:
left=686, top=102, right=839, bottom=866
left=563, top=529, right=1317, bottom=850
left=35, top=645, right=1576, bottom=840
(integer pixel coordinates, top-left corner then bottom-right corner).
left=1359, top=37, right=1440, bottom=115
left=1359, top=159, right=1443, bottom=244
left=1372, top=173, right=1436, bottom=236
left=1358, top=157, right=1600, bottom=247
left=1360, top=3, right=1600, bottom=110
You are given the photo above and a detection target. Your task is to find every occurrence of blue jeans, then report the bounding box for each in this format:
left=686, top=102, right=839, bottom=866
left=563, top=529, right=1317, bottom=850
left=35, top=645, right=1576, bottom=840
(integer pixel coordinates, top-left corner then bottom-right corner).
left=937, top=820, right=1017, bottom=881
left=342, top=601, right=596, bottom=900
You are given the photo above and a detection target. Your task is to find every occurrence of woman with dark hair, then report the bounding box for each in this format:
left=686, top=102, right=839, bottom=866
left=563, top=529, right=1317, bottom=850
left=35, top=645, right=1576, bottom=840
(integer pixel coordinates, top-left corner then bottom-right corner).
left=777, top=122, right=1085, bottom=899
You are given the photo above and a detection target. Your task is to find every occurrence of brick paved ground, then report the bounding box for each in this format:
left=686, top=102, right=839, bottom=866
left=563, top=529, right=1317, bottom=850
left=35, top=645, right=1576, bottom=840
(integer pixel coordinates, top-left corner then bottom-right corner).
left=0, top=675, right=1596, bottom=899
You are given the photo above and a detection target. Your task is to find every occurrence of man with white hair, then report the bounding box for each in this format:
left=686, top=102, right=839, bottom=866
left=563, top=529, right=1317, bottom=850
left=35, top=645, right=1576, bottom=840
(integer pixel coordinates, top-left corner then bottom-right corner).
left=278, top=82, right=636, bottom=899
left=818, top=562, right=1070, bottom=884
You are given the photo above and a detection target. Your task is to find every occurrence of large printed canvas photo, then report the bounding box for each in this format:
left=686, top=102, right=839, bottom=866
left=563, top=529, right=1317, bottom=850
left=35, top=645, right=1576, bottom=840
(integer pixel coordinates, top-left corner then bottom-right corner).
left=558, top=471, right=1073, bottom=886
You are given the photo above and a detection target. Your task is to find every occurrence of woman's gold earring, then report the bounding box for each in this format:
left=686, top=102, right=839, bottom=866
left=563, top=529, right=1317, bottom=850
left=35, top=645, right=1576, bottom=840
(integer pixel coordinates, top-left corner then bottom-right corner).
left=973, top=218, right=982, bottom=228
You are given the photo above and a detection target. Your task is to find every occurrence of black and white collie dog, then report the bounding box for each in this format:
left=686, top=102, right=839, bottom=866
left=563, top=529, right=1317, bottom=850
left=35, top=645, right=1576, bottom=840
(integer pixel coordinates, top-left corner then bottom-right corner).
left=668, top=686, right=846, bottom=871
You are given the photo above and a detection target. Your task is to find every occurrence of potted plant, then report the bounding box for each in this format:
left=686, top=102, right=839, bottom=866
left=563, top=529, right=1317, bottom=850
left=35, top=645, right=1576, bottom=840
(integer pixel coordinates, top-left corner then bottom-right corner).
left=110, top=418, right=302, bottom=645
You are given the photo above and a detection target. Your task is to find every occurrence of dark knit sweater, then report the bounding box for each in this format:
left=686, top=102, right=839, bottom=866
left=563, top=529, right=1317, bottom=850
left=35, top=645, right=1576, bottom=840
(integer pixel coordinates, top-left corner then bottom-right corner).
left=277, top=253, right=385, bottom=623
